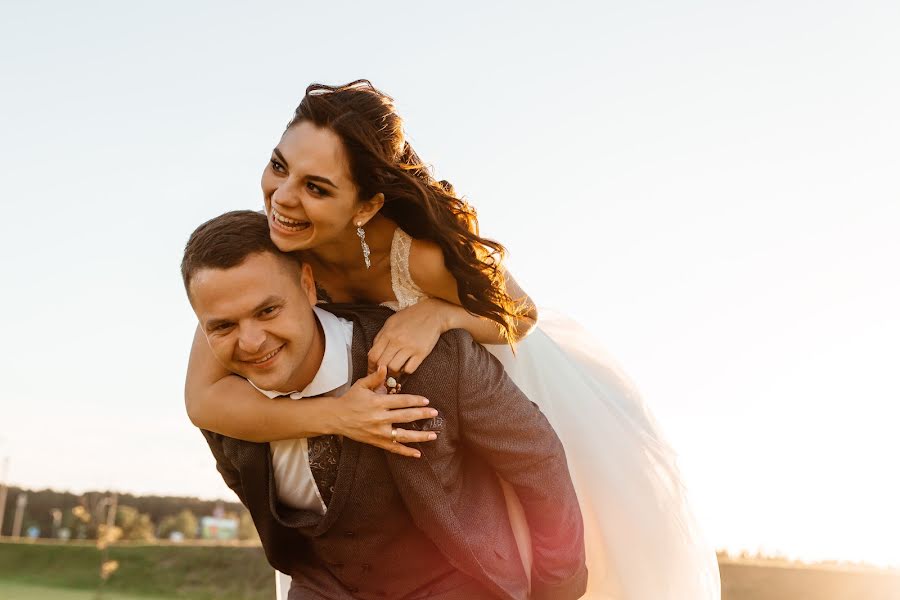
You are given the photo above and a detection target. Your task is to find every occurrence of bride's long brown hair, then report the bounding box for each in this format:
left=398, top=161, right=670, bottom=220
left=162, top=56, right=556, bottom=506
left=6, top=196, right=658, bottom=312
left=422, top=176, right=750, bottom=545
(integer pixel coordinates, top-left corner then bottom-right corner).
left=287, top=80, right=529, bottom=343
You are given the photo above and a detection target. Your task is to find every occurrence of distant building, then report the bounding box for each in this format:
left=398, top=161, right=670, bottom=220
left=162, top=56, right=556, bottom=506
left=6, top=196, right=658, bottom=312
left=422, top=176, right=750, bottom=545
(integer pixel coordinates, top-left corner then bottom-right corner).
left=200, top=516, right=238, bottom=541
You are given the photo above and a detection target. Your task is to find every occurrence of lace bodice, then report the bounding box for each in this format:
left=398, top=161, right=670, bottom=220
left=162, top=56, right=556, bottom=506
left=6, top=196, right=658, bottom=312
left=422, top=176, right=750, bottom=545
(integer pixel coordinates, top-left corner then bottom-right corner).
left=380, top=228, right=429, bottom=311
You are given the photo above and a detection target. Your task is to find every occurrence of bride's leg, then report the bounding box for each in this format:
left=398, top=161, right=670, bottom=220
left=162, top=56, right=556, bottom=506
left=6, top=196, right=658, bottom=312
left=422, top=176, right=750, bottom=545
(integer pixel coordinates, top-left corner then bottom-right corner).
left=499, top=476, right=533, bottom=584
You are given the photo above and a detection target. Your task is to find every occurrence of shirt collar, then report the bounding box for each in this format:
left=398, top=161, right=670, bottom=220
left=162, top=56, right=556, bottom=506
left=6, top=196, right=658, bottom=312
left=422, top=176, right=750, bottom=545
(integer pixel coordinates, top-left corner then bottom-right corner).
left=251, top=306, right=351, bottom=400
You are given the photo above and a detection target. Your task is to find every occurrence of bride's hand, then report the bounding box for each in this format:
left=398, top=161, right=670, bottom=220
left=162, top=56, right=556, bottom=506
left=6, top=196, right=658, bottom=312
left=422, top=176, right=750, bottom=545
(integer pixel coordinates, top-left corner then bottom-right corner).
left=368, top=298, right=451, bottom=375
left=332, top=366, right=439, bottom=458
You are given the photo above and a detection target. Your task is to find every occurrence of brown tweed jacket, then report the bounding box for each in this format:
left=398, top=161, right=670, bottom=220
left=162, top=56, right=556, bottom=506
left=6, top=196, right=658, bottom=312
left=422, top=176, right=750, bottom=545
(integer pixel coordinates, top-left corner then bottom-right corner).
left=202, top=305, right=587, bottom=600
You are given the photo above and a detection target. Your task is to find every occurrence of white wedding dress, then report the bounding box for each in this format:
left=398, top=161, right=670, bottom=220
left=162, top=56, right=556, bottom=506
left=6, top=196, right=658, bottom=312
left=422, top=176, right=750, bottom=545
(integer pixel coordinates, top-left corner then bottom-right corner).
left=382, top=229, right=721, bottom=600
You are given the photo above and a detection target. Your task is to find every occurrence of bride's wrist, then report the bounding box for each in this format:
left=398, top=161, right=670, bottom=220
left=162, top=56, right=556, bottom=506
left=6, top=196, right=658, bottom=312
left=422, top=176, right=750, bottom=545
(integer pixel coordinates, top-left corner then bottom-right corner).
left=435, top=300, right=464, bottom=333
left=305, top=396, right=338, bottom=436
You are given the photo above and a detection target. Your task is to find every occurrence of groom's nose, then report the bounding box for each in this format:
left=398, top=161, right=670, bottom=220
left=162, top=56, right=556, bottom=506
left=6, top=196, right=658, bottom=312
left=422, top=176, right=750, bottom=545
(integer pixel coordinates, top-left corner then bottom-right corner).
left=237, top=324, right=266, bottom=355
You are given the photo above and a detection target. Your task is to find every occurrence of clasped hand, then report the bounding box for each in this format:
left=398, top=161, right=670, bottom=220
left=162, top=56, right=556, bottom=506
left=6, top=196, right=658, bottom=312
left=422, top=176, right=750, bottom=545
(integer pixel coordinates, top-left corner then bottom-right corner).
left=333, top=365, right=439, bottom=458
left=367, top=298, right=449, bottom=375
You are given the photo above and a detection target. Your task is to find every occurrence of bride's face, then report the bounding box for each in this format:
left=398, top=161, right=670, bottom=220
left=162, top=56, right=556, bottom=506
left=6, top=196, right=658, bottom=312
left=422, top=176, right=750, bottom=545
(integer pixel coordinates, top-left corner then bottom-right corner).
left=261, top=121, right=365, bottom=252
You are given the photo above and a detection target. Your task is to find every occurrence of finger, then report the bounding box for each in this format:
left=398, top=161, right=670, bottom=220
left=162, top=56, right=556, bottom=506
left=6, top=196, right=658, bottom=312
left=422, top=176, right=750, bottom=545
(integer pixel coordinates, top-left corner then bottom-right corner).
left=379, top=394, right=430, bottom=409
left=380, top=441, right=422, bottom=458
left=368, top=334, right=390, bottom=372
left=387, top=350, right=412, bottom=375
left=391, top=428, right=438, bottom=444
left=370, top=328, right=384, bottom=349
left=357, top=365, right=387, bottom=390
left=388, top=407, right=440, bottom=425
left=368, top=340, right=395, bottom=371
left=403, top=353, right=425, bottom=374
left=375, top=344, right=404, bottom=373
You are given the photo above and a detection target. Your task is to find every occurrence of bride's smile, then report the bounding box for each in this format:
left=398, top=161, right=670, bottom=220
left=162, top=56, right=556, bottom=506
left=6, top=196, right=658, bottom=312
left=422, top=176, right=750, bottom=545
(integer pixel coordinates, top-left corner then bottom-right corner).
left=261, top=121, right=381, bottom=255
left=270, top=209, right=310, bottom=232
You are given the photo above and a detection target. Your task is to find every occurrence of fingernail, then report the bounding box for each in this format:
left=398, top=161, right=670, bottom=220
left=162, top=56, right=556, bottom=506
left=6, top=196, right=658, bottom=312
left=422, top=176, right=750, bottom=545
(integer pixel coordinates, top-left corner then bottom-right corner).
left=429, top=409, right=439, bottom=416
left=423, top=399, right=430, bottom=405
left=428, top=433, right=437, bottom=441
left=414, top=451, right=421, bottom=458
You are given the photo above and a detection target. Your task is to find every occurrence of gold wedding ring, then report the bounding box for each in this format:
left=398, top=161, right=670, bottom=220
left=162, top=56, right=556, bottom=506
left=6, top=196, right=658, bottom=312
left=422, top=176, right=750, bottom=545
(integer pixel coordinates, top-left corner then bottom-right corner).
left=391, top=428, right=398, bottom=443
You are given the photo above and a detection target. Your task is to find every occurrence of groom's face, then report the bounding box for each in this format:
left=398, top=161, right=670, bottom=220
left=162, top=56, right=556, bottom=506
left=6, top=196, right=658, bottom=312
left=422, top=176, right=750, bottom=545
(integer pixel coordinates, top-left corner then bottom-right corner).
left=188, top=252, right=324, bottom=393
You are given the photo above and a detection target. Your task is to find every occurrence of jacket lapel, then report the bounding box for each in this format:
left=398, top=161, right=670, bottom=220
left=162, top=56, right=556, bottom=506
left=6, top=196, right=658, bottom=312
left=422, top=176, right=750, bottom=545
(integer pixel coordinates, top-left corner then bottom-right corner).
left=340, top=311, right=510, bottom=598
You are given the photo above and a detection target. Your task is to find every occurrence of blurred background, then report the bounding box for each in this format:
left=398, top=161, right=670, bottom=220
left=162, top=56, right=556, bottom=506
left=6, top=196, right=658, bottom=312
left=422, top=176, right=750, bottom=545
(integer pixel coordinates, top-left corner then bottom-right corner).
left=1, top=1, right=898, bottom=598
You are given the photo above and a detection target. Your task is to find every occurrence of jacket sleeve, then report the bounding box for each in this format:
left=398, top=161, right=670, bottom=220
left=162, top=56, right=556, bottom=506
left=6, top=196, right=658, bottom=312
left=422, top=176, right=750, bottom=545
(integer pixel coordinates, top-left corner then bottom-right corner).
left=451, top=331, right=587, bottom=600
left=199, top=429, right=245, bottom=504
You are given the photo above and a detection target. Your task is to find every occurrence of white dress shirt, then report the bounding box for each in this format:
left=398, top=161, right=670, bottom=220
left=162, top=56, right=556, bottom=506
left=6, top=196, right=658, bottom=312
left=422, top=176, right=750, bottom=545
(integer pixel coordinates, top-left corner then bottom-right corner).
left=251, top=307, right=354, bottom=515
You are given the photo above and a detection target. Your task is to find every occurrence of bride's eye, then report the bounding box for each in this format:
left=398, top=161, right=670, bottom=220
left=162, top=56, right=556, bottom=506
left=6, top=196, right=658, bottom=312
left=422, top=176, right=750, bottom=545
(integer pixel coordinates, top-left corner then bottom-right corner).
left=306, top=182, right=326, bottom=195
left=270, top=158, right=286, bottom=173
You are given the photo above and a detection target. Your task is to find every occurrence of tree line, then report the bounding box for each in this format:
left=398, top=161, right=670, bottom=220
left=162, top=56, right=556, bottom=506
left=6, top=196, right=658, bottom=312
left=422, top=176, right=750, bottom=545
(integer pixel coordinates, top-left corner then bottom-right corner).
left=0, top=486, right=257, bottom=542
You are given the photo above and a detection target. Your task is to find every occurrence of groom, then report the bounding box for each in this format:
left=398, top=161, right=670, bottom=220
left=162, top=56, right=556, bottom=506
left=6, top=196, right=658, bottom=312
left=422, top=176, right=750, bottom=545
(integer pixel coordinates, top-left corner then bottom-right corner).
left=181, top=210, right=587, bottom=600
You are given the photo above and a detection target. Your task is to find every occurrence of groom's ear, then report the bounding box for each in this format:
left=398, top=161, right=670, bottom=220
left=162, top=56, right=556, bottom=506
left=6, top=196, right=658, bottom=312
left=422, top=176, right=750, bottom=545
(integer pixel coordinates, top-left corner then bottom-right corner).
left=298, top=262, right=318, bottom=306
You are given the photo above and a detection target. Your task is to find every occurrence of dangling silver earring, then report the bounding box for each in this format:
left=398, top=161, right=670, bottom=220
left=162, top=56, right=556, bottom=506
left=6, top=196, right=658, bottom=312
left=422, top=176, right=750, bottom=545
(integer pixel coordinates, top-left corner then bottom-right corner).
left=356, top=221, right=371, bottom=269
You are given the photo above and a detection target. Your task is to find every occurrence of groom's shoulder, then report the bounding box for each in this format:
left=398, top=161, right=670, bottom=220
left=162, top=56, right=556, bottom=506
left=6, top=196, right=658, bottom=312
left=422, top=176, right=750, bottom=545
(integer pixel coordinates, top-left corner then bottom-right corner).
left=437, top=327, right=475, bottom=351
left=428, top=327, right=491, bottom=372
left=317, top=303, right=392, bottom=329
left=317, top=303, right=485, bottom=367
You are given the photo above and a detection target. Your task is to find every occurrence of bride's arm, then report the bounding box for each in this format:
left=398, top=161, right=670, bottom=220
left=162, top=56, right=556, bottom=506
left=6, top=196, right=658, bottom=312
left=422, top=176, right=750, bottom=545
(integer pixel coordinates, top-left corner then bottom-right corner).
left=368, top=239, right=537, bottom=373
left=412, top=238, right=538, bottom=341
left=186, top=325, right=437, bottom=456
left=434, top=270, right=537, bottom=342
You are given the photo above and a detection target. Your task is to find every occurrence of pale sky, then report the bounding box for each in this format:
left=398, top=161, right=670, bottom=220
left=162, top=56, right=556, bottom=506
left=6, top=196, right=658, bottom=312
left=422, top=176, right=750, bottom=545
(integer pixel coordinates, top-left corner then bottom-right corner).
left=1, top=1, right=898, bottom=564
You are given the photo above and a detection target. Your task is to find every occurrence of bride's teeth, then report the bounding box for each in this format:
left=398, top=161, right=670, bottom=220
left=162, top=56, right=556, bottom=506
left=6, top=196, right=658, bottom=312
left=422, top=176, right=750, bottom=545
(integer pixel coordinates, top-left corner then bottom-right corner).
left=275, top=211, right=308, bottom=227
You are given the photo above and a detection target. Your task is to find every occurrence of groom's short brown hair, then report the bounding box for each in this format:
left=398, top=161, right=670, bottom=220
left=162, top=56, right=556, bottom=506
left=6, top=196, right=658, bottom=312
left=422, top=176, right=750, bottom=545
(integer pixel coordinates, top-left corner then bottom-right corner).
left=181, top=210, right=302, bottom=294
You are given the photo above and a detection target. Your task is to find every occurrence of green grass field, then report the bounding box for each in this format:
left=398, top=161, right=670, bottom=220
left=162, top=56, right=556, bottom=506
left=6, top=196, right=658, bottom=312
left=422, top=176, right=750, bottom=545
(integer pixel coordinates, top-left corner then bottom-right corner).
left=0, top=581, right=178, bottom=599
left=0, top=541, right=273, bottom=600
left=4, top=540, right=900, bottom=599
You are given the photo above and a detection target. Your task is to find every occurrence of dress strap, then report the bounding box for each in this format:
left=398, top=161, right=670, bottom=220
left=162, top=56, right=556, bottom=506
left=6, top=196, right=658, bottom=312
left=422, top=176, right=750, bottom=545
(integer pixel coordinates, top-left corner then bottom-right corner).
left=385, top=228, right=427, bottom=311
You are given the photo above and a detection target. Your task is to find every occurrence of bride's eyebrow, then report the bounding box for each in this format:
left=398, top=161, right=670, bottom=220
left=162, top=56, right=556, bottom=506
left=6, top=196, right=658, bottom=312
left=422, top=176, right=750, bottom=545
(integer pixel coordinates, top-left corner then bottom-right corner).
left=306, top=174, right=338, bottom=189
left=271, top=148, right=338, bottom=189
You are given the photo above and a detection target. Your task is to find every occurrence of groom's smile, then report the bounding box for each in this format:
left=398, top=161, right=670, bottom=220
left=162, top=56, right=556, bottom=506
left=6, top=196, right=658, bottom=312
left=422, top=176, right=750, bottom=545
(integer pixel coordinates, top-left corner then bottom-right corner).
left=188, top=251, right=325, bottom=394
left=238, top=343, right=285, bottom=369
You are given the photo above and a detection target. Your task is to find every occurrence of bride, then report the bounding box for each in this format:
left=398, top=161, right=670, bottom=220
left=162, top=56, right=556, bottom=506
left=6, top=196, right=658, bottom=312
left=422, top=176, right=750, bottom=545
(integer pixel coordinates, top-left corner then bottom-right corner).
left=185, top=80, right=720, bottom=600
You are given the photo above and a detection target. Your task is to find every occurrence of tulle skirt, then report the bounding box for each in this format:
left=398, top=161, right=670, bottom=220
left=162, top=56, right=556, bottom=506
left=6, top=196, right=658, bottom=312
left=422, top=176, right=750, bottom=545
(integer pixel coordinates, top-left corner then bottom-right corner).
left=486, top=311, right=721, bottom=600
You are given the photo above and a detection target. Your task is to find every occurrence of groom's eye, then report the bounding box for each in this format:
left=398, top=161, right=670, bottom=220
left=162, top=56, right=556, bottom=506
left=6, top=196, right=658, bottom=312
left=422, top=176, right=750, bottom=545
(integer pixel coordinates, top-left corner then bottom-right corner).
left=259, top=306, right=280, bottom=318
left=270, top=158, right=286, bottom=173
